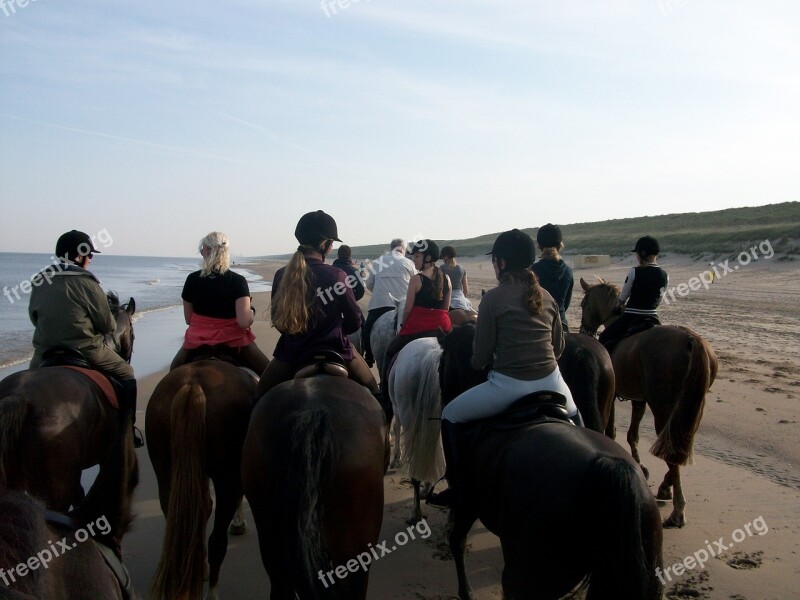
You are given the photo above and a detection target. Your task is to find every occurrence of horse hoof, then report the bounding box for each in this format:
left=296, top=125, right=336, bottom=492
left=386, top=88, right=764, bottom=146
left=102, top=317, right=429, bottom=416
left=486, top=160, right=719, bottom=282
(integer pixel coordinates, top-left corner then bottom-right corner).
left=656, top=487, right=672, bottom=501
left=663, top=512, right=686, bottom=529
left=406, top=513, right=424, bottom=526
left=228, top=521, right=247, bottom=536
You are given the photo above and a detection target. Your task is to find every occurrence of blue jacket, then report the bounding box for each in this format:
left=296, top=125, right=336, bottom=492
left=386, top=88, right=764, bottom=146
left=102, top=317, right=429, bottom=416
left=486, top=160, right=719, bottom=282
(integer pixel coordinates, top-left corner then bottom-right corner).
left=531, top=258, right=574, bottom=329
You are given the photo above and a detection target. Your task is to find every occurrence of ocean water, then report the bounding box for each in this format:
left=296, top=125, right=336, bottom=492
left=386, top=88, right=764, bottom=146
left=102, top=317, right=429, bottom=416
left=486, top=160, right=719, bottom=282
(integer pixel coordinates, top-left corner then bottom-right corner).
left=0, top=253, right=270, bottom=374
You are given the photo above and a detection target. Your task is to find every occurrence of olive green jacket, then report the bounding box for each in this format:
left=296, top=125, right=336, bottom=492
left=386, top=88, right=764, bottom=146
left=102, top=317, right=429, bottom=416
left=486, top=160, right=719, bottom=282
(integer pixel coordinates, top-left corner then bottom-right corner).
left=29, top=263, right=115, bottom=353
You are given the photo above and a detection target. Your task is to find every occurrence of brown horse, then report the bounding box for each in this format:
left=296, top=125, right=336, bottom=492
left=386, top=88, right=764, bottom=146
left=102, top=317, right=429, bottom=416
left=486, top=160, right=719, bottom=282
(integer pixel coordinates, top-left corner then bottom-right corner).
left=559, top=333, right=616, bottom=435
left=439, top=323, right=663, bottom=600
left=242, top=376, right=387, bottom=599
left=0, top=294, right=136, bottom=511
left=0, top=416, right=139, bottom=599
left=145, top=360, right=256, bottom=600
left=579, top=277, right=718, bottom=527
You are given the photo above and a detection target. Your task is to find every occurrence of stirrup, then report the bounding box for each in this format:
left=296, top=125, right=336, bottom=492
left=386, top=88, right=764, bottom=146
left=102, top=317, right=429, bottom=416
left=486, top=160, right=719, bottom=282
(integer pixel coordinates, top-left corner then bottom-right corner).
left=132, top=426, right=145, bottom=448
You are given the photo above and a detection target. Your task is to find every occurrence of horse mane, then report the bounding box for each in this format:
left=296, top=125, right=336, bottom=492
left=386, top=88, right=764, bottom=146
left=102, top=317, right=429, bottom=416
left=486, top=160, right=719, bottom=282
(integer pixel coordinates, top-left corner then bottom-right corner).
left=0, top=491, right=47, bottom=597
left=106, top=290, right=121, bottom=312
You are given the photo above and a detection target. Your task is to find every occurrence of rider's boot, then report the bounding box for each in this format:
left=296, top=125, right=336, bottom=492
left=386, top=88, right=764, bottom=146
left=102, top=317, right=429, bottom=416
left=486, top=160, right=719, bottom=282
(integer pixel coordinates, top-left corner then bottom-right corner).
left=570, top=409, right=585, bottom=427
left=426, top=420, right=461, bottom=508
left=119, top=378, right=144, bottom=448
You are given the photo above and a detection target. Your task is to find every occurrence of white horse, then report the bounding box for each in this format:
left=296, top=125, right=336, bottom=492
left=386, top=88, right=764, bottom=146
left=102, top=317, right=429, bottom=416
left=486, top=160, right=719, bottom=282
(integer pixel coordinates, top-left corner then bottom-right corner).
left=388, top=337, right=445, bottom=524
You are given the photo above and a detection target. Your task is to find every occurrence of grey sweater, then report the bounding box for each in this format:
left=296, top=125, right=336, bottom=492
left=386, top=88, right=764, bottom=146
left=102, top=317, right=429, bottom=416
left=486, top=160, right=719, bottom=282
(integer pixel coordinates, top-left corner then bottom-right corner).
left=472, top=279, right=564, bottom=380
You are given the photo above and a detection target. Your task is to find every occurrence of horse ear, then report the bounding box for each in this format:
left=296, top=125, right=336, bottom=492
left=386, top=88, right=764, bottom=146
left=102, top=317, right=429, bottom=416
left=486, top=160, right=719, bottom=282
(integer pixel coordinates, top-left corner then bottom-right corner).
left=126, top=297, right=136, bottom=315
left=580, top=278, right=590, bottom=291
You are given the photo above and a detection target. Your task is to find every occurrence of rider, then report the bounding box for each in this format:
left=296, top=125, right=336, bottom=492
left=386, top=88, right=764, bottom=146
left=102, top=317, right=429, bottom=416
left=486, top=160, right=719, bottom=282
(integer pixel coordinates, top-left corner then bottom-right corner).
left=531, top=223, right=574, bottom=331
left=362, top=239, right=416, bottom=367
left=331, top=244, right=366, bottom=301
left=28, top=230, right=143, bottom=447
left=440, top=246, right=474, bottom=311
left=427, top=229, right=581, bottom=508
left=380, top=240, right=452, bottom=400
left=170, top=231, right=270, bottom=374
left=255, top=211, right=381, bottom=403
left=598, top=235, right=668, bottom=354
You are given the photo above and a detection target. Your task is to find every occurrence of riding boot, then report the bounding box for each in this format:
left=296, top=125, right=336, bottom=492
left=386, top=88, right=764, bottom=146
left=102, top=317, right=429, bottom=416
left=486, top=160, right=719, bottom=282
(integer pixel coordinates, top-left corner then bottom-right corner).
left=426, top=420, right=461, bottom=508
left=119, top=378, right=144, bottom=448
left=570, top=410, right=585, bottom=427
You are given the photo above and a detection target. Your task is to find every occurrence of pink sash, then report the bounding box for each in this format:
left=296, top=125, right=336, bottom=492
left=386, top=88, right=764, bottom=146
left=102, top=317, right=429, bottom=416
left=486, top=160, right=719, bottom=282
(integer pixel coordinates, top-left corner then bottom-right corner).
left=183, top=314, right=255, bottom=349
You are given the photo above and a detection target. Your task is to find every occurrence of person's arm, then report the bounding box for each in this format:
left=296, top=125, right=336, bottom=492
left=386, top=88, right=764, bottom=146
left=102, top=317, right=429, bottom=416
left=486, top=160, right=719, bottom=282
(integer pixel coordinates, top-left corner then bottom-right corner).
left=402, top=275, right=420, bottom=326
left=87, top=282, right=115, bottom=334
left=462, top=272, right=470, bottom=297
left=470, top=296, right=496, bottom=370
left=442, top=275, right=452, bottom=312
left=563, top=270, right=574, bottom=312
left=337, top=271, right=363, bottom=334
left=618, top=267, right=636, bottom=305
left=551, top=309, right=565, bottom=360
left=183, top=301, right=194, bottom=325
left=235, top=296, right=254, bottom=329
left=353, top=272, right=365, bottom=301
left=365, top=263, right=376, bottom=292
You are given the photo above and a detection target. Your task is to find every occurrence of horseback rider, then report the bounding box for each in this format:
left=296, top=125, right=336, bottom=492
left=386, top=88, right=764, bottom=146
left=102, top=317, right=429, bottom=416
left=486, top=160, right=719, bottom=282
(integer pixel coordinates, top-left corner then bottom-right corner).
left=28, top=230, right=143, bottom=447
left=331, top=245, right=366, bottom=301
left=440, top=245, right=474, bottom=312
left=598, top=235, right=668, bottom=355
left=255, top=210, right=382, bottom=404
left=427, top=229, right=581, bottom=508
left=380, top=239, right=452, bottom=400
left=170, top=231, right=270, bottom=374
left=361, top=238, right=417, bottom=367
left=531, top=223, right=574, bottom=332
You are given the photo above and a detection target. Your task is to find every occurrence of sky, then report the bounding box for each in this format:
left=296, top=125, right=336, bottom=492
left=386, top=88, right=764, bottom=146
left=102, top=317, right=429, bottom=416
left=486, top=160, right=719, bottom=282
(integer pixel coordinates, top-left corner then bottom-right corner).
left=1, top=0, right=798, bottom=257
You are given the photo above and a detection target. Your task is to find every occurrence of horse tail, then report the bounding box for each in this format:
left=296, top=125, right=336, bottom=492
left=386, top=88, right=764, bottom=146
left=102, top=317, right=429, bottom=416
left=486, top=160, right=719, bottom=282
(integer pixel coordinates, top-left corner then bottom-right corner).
left=567, top=344, right=605, bottom=433
left=0, top=395, right=28, bottom=488
left=402, top=344, right=444, bottom=483
left=650, top=331, right=713, bottom=465
left=151, top=383, right=210, bottom=600
left=283, top=407, right=345, bottom=599
left=587, top=455, right=663, bottom=600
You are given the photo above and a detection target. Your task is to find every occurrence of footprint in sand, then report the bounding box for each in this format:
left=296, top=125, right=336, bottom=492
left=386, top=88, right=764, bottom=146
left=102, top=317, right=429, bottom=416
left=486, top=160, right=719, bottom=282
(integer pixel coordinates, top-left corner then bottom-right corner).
left=726, top=550, right=763, bottom=570
left=667, top=570, right=712, bottom=599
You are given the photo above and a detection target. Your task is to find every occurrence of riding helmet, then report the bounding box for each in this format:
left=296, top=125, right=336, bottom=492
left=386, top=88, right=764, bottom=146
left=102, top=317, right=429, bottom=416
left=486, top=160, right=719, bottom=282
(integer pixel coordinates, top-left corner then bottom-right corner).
left=632, top=235, right=660, bottom=256
left=294, top=210, right=342, bottom=245
left=56, top=230, right=100, bottom=262
left=408, top=239, right=440, bottom=262
left=487, top=229, right=536, bottom=269
left=536, top=223, right=563, bottom=248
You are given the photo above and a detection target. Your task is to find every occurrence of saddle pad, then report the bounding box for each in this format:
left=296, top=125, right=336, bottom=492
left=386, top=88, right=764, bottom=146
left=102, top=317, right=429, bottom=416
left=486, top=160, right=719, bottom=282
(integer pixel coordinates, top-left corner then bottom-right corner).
left=61, top=366, right=119, bottom=410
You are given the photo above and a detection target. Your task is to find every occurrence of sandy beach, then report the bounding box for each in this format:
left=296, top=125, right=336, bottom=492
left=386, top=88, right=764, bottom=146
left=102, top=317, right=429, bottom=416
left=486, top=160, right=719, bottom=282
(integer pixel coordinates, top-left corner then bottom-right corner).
left=123, top=252, right=800, bottom=599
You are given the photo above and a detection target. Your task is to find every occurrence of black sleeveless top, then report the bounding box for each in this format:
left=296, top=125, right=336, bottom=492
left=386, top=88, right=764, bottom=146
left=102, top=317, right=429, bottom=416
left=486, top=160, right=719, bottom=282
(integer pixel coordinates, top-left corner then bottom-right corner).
left=415, top=272, right=450, bottom=309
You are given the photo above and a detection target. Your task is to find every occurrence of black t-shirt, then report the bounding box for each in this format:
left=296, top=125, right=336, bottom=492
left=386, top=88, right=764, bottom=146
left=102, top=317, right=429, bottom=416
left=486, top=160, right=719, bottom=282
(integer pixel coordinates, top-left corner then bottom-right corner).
left=181, top=270, right=250, bottom=319
left=415, top=272, right=450, bottom=309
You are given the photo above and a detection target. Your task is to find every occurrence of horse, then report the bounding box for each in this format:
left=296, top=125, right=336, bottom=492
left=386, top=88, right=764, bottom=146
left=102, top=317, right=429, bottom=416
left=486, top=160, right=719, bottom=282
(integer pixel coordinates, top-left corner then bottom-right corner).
left=242, top=375, right=387, bottom=599
left=579, top=277, right=718, bottom=528
left=145, top=359, right=256, bottom=600
left=0, top=415, right=140, bottom=599
left=559, top=333, right=616, bottom=436
left=0, top=294, right=136, bottom=511
left=438, top=323, right=663, bottom=600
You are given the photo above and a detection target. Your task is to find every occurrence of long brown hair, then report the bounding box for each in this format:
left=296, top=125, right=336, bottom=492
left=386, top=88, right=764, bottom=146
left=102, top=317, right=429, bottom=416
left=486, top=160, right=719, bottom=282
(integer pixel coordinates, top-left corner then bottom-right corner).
left=501, top=268, right=544, bottom=315
left=270, top=245, right=318, bottom=334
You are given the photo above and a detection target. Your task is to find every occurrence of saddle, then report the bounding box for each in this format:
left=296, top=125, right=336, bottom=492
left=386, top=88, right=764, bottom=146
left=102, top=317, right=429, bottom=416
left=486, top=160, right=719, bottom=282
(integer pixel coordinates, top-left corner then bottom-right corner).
left=463, top=391, right=573, bottom=437
left=624, top=315, right=660, bottom=337
left=294, top=350, right=349, bottom=379
left=185, top=344, right=242, bottom=366
left=39, top=347, right=120, bottom=410
left=45, top=510, right=133, bottom=600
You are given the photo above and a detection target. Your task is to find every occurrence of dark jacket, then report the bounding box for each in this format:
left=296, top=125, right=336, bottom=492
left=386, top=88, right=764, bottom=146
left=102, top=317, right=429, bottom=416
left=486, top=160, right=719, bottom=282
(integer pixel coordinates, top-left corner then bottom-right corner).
left=531, top=258, right=574, bottom=329
left=332, top=257, right=365, bottom=301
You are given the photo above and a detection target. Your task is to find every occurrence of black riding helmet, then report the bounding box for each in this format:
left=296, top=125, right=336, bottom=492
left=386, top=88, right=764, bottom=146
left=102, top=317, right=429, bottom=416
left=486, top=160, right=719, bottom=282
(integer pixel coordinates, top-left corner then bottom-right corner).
left=632, top=235, right=660, bottom=256
left=487, top=229, right=535, bottom=270
left=536, top=223, right=563, bottom=248
left=295, top=210, right=342, bottom=245
left=408, top=239, right=440, bottom=263
left=56, top=230, right=100, bottom=262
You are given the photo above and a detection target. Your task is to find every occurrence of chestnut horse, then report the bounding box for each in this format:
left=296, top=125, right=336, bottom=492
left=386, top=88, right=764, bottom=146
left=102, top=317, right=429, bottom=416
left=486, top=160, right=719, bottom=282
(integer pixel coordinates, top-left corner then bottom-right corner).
left=145, top=360, right=256, bottom=600
left=579, top=278, right=718, bottom=527
left=242, top=376, right=387, bottom=599
left=0, top=294, right=135, bottom=511
left=0, top=418, right=139, bottom=599
left=439, top=323, right=663, bottom=600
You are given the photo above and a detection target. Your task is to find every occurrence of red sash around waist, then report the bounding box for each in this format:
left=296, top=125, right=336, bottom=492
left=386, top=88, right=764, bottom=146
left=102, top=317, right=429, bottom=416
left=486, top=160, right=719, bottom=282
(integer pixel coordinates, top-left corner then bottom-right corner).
left=183, top=314, right=255, bottom=350
left=399, top=306, right=452, bottom=336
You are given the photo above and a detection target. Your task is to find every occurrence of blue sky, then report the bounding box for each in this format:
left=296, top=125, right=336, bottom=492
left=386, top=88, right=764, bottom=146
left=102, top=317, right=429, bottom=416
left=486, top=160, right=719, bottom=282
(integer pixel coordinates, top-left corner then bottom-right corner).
left=1, top=0, right=798, bottom=257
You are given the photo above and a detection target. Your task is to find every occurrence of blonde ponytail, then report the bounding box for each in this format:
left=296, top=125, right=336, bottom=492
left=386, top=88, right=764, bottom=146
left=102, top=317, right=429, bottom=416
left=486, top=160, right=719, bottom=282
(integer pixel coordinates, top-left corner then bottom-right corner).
left=270, top=247, right=317, bottom=334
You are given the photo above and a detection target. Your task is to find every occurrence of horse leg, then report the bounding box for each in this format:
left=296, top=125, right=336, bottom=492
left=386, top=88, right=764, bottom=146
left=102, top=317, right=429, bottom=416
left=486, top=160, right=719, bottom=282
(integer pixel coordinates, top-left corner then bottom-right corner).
left=448, top=508, right=478, bottom=600
left=408, top=478, right=424, bottom=525
left=206, top=486, right=241, bottom=600
left=389, top=415, right=402, bottom=470
left=627, top=401, right=649, bottom=479
left=662, top=463, right=686, bottom=528
left=605, top=400, right=616, bottom=440
left=228, top=497, right=247, bottom=535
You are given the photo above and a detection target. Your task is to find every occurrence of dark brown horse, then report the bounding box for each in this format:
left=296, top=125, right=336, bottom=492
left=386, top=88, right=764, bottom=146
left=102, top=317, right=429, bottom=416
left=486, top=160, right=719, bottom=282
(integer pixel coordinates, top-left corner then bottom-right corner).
left=579, top=277, right=718, bottom=527
left=439, top=323, right=663, bottom=600
left=0, top=295, right=136, bottom=511
left=145, top=360, right=256, bottom=600
left=0, top=416, right=139, bottom=599
left=242, top=376, right=387, bottom=599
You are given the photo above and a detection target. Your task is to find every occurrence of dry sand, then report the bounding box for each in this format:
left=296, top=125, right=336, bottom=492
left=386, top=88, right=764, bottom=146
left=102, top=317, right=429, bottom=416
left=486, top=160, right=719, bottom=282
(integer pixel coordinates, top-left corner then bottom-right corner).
left=125, top=253, right=800, bottom=599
